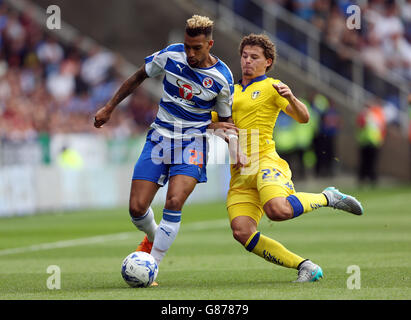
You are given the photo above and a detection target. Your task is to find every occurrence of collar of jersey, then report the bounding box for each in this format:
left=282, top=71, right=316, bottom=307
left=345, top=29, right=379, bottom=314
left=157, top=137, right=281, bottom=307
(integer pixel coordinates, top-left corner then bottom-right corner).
left=191, top=55, right=220, bottom=70
left=239, top=74, right=267, bottom=92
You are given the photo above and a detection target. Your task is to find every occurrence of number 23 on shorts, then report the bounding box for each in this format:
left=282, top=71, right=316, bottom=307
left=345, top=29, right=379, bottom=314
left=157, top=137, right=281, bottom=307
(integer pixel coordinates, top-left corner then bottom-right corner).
left=188, top=149, right=204, bottom=168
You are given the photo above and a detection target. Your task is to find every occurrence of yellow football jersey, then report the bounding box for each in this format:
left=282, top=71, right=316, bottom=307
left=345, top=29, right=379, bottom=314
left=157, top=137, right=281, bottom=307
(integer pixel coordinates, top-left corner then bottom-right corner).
left=233, top=75, right=289, bottom=157
left=226, top=75, right=294, bottom=209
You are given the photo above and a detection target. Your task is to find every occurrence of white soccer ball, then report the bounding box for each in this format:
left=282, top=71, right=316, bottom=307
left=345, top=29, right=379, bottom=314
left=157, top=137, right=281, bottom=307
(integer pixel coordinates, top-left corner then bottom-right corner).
left=121, top=251, right=158, bottom=288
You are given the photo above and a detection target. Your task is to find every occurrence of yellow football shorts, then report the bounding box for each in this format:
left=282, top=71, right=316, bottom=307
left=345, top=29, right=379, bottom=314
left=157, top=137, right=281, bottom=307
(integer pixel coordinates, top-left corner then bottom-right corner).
left=227, top=152, right=296, bottom=224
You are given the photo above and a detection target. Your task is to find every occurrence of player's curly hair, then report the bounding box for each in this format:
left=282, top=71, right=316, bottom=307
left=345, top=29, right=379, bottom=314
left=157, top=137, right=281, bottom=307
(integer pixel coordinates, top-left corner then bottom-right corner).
left=185, top=15, right=214, bottom=38
left=239, top=33, right=277, bottom=71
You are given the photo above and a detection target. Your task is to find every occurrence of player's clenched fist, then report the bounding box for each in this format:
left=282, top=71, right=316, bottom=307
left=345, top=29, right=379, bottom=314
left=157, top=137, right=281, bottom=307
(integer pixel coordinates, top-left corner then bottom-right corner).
left=94, top=106, right=112, bottom=128
left=272, top=82, right=293, bottom=100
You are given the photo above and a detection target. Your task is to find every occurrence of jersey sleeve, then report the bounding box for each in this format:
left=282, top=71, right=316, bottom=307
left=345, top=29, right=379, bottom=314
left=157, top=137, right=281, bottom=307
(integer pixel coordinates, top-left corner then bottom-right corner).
left=213, top=80, right=233, bottom=118
left=271, top=79, right=289, bottom=111
left=144, top=48, right=168, bottom=78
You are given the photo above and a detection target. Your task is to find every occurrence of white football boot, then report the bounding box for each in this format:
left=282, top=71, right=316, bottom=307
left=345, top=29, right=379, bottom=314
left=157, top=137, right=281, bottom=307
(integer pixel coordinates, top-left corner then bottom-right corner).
left=322, top=187, right=364, bottom=215
left=293, top=260, right=323, bottom=283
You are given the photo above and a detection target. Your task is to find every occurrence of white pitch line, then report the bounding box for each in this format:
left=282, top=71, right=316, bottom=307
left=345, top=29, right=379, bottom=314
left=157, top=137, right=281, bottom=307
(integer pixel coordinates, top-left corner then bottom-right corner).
left=0, top=232, right=133, bottom=256
left=0, top=219, right=228, bottom=257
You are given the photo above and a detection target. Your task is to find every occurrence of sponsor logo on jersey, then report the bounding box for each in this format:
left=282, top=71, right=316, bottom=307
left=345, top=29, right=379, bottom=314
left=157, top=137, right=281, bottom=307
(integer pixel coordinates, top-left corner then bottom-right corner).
left=202, top=77, right=213, bottom=88
left=176, top=79, right=201, bottom=100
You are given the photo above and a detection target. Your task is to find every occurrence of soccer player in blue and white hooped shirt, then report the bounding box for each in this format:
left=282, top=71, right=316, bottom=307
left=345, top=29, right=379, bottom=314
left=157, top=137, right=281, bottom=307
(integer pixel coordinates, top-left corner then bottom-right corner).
left=94, top=15, right=239, bottom=279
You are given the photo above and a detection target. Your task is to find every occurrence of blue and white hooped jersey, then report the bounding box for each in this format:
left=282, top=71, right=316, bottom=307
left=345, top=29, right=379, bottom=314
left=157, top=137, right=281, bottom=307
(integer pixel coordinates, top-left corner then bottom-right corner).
left=144, top=43, right=234, bottom=139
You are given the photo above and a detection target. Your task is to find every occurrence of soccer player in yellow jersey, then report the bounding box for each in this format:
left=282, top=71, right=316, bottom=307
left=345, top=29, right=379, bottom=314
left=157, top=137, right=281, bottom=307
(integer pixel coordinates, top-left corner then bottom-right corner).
left=211, top=34, right=363, bottom=282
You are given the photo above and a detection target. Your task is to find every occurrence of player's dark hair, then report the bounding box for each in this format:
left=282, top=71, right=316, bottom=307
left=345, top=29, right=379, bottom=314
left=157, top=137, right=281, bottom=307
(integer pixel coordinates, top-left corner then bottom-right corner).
left=239, top=34, right=277, bottom=71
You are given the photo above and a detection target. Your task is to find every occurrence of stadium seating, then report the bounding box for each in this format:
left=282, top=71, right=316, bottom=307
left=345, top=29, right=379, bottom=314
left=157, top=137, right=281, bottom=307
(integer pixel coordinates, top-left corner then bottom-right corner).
left=0, top=1, right=158, bottom=166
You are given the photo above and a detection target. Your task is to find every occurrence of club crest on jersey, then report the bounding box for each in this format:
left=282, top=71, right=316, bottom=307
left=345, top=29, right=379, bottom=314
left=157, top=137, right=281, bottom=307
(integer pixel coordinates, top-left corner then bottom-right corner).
left=251, top=91, right=261, bottom=99
left=176, top=79, right=201, bottom=100
left=202, top=77, right=213, bottom=89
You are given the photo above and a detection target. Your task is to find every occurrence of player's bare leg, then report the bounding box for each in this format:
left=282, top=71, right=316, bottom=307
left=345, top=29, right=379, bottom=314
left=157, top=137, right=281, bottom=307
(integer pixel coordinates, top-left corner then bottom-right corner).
left=230, top=216, right=257, bottom=245
left=129, top=179, right=160, bottom=251
left=129, top=179, right=160, bottom=218
left=150, top=175, right=198, bottom=265
left=164, top=174, right=198, bottom=211
left=263, top=197, right=293, bottom=221
left=129, top=180, right=162, bottom=286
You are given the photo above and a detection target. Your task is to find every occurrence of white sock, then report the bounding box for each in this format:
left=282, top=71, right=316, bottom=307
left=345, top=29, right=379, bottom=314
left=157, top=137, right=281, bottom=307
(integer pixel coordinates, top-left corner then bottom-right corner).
left=130, top=207, right=157, bottom=242
left=150, top=209, right=181, bottom=265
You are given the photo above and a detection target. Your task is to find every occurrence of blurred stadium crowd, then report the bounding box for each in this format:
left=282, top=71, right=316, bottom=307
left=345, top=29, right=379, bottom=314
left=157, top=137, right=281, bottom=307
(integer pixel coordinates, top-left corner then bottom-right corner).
left=0, top=0, right=158, bottom=145
left=0, top=0, right=410, bottom=182
left=215, top=0, right=411, bottom=182
left=232, top=0, right=411, bottom=82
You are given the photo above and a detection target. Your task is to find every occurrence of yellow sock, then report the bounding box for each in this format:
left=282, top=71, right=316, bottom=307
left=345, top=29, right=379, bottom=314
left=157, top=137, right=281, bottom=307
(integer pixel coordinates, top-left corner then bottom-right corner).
left=244, top=231, right=305, bottom=269
left=286, top=192, right=328, bottom=218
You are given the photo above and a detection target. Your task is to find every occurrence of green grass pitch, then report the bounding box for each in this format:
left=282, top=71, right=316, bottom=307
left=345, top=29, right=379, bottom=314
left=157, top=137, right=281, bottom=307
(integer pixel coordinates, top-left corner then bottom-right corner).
left=1, top=185, right=411, bottom=300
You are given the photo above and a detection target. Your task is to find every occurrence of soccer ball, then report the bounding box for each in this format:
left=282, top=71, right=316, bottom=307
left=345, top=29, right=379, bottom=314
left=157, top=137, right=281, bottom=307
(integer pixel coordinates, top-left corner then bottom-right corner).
left=121, top=251, right=158, bottom=288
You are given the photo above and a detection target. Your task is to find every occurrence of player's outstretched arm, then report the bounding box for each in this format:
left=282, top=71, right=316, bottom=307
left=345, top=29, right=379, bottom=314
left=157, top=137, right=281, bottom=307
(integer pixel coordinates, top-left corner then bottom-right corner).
left=273, top=83, right=310, bottom=124
left=94, top=64, right=149, bottom=128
